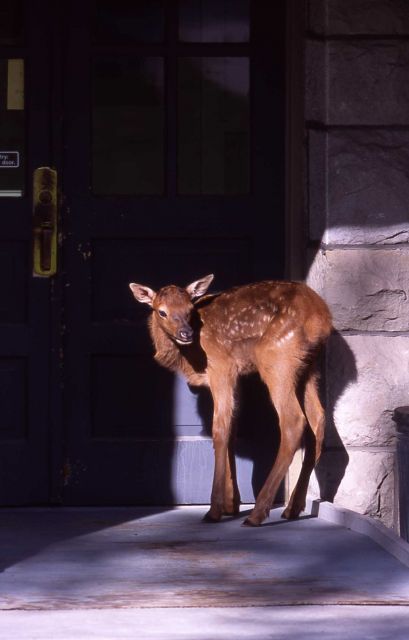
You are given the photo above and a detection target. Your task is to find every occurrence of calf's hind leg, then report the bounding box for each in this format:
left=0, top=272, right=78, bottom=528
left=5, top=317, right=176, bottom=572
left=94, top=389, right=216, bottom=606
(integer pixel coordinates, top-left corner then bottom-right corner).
left=282, top=369, right=325, bottom=520
left=244, top=353, right=308, bottom=527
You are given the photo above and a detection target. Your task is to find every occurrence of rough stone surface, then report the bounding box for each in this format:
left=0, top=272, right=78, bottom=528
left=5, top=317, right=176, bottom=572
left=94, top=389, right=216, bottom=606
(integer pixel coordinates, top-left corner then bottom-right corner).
left=307, top=129, right=327, bottom=242
left=306, top=40, right=409, bottom=126
left=308, top=130, right=409, bottom=244
left=305, top=0, right=409, bottom=533
left=329, top=41, right=409, bottom=125
left=309, top=0, right=409, bottom=36
left=301, top=330, right=401, bottom=528
left=309, top=449, right=396, bottom=528
left=307, top=248, right=409, bottom=331
left=307, top=0, right=326, bottom=34
left=322, top=333, right=409, bottom=448
left=305, top=40, right=327, bottom=123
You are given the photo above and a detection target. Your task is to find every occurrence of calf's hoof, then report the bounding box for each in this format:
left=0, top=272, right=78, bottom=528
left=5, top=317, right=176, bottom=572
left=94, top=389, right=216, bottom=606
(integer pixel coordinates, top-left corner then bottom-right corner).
left=242, top=510, right=268, bottom=527
left=242, top=516, right=261, bottom=527
left=203, top=508, right=222, bottom=523
left=242, top=503, right=270, bottom=527
left=281, top=503, right=304, bottom=520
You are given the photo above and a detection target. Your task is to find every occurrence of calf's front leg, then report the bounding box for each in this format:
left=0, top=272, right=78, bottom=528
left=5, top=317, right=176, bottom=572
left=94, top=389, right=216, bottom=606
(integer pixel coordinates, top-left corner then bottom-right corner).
left=204, top=378, right=236, bottom=522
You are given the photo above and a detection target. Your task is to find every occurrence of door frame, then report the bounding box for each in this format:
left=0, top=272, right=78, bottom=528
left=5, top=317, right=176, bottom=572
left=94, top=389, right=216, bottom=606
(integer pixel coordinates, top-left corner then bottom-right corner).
left=285, top=0, right=306, bottom=282
left=284, top=0, right=306, bottom=498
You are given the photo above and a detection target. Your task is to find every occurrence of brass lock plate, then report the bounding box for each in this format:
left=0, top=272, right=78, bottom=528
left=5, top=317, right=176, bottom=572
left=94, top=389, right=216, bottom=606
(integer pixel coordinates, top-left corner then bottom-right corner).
left=32, top=167, right=57, bottom=277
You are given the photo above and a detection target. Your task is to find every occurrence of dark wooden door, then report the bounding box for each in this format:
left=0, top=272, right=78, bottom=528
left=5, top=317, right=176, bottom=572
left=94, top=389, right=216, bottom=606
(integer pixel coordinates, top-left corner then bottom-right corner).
left=61, top=0, right=285, bottom=504
left=0, top=0, right=285, bottom=506
left=0, top=0, right=61, bottom=504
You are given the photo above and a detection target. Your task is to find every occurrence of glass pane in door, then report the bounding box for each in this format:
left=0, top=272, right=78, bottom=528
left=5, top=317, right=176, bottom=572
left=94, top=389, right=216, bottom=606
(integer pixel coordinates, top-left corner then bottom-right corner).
left=178, top=57, right=249, bottom=194
left=0, top=1, right=23, bottom=45
left=92, top=0, right=164, bottom=43
left=179, top=0, right=249, bottom=42
left=92, top=56, right=164, bottom=195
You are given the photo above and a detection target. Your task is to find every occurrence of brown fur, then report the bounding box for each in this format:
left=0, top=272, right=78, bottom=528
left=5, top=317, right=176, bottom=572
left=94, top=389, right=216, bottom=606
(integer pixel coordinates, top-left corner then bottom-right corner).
left=130, top=276, right=333, bottom=526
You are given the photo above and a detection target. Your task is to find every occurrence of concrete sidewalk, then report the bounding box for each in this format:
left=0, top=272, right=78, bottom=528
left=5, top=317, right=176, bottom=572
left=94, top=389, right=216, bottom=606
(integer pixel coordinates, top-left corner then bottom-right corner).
left=0, top=504, right=408, bottom=638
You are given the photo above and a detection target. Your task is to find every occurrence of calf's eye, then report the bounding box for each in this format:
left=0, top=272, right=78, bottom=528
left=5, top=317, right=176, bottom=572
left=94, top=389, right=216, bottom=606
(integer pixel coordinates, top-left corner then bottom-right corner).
left=158, top=309, right=167, bottom=318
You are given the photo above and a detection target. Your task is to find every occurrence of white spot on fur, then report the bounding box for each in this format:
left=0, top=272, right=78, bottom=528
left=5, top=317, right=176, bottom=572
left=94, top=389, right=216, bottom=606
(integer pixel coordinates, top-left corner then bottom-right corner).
left=275, top=329, right=295, bottom=346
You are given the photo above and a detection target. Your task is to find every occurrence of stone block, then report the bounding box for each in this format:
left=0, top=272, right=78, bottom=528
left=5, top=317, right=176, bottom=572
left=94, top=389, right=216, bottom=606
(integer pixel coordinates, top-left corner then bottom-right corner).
left=305, top=40, right=327, bottom=123
left=309, top=449, right=396, bottom=528
left=309, top=0, right=409, bottom=36
left=328, top=41, right=409, bottom=125
left=308, top=0, right=326, bottom=34
left=308, top=130, right=409, bottom=244
left=307, top=129, right=326, bottom=241
left=307, top=248, right=409, bottom=331
left=323, top=333, right=409, bottom=448
left=306, top=39, right=409, bottom=125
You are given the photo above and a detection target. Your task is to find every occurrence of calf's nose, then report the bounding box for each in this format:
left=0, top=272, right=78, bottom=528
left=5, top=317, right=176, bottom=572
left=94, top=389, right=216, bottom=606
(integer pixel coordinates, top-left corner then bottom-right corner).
left=178, top=327, right=193, bottom=342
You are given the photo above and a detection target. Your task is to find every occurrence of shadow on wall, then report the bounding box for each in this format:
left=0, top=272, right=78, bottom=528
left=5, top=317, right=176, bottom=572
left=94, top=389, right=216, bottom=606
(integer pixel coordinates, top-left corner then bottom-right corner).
left=305, top=139, right=409, bottom=512
left=303, top=0, right=409, bottom=514
left=315, top=331, right=357, bottom=502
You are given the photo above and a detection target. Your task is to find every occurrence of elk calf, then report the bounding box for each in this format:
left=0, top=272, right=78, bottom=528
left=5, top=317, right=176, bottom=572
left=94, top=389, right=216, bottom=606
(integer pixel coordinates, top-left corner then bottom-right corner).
left=129, top=275, right=332, bottom=526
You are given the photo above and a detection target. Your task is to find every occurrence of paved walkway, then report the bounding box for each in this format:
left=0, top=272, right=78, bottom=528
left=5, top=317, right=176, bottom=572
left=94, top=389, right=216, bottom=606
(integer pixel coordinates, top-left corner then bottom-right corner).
left=0, top=505, right=408, bottom=638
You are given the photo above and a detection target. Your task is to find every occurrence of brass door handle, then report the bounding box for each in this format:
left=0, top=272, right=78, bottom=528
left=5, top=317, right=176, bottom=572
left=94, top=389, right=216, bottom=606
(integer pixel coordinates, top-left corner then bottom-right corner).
left=33, top=167, right=58, bottom=277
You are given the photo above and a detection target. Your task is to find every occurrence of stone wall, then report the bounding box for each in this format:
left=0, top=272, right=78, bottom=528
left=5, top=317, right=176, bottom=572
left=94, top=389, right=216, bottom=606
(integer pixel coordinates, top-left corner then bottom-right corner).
left=305, top=0, right=409, bottom=529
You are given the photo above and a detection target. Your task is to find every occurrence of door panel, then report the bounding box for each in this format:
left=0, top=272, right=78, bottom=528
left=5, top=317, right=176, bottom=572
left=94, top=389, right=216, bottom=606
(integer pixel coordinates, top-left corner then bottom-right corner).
left=177, top=56, right=250, bottom=194
left=62, top=0, right=285, bottom=504
left=0, top=1, right=54, bottom=504
left=92, top=55, right=165, bottom=195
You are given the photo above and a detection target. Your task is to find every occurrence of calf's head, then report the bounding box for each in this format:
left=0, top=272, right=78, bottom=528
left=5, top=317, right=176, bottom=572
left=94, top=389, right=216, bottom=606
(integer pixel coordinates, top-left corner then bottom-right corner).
left=129, top=274, right=214, bottom=345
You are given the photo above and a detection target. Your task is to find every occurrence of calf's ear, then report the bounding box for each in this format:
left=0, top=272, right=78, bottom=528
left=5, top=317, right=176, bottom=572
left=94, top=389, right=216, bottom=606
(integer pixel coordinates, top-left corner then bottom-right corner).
left=129, top=283, right=156, bottom=307
left=186, top=274, right=214, bottom=299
